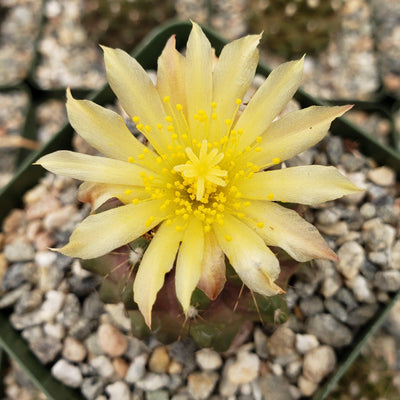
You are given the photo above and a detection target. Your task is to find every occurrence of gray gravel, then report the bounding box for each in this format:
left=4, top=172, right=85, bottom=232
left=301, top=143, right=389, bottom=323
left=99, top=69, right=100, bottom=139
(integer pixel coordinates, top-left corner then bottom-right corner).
left=2, top=0, right=400, bottom=399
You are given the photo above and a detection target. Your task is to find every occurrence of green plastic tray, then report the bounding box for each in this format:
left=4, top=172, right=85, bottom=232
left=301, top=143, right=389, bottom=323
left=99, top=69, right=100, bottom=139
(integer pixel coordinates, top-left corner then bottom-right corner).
left=0, top=20, right=400, bottom=400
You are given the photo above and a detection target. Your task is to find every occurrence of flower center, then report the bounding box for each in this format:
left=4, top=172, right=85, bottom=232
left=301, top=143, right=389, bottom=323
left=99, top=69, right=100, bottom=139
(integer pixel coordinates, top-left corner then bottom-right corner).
left=126, top=97, right=275, bottom=234
left=174, top=139, right=227, bottom=201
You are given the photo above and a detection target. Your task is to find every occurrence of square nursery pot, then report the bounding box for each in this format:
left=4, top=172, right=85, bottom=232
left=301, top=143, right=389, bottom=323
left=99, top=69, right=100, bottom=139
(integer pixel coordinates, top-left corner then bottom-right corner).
left=1, top=20, right=400, bottom=400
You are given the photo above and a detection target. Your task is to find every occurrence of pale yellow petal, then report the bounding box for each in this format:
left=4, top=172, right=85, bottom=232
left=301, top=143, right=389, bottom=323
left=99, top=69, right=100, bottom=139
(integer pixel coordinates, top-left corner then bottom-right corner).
left=211, top=34, right=260, bottom=141
left=157, top=35, right=187, bottom=115
left=36, top=151, right=151, bottom=186
left=236, top=57, right=304, bottom=151
left=133, top=221, right=183, bottom=327
left=185, top=22, right=213, bottom=136
left=102, top=46, right=169, bottom=153
left=197, top=230, right=226, bottom=300
left=249, top=105, right=352, bottom=167
left=58, top=199, right=167, bottom=259
left=244, top=201, right=337, bottom=262
left=237, top=165, right=362, bottom=205
left=78, top=182, right=149, bottom=210
left=175, top=217, right=204, bottom=314
left=213, top=214, right=283, bottom=297
left=66, top=89, right=154, bottom=162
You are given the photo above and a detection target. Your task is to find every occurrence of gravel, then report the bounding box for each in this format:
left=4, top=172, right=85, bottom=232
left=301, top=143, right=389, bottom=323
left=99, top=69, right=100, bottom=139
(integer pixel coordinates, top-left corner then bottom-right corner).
left=1, top=0, right=400, bottom=399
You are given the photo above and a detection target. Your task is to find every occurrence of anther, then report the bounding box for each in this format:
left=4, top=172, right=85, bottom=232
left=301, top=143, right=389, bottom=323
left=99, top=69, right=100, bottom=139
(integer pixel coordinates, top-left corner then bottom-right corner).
left=272, top=157, right=280, bottom=164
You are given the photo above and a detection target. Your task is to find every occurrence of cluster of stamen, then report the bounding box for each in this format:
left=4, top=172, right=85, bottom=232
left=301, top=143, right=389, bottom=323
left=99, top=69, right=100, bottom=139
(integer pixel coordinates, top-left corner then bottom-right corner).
left=123, top=97, right=280, bottom=236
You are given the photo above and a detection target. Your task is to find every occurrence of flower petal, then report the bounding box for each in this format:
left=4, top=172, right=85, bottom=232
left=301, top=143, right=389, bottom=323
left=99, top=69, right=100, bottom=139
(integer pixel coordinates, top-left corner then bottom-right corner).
left=244, top=201, right=337, bottom=261
left=66, top=89, right=154, bottom=162
left=36, top=151, right=151, bottom=186
left=211, top=34, right=260, bottom=141
left=78, top=182, right=149, bottom=210
left=237, top=165, right=362, bottom=205
left=157, top=35, right=187, bottom=115
left=235, top=57, right=304, bottom=150
left=175, top=217, right=204, bottom=314
left=185, top=22, right=213, bottom=137
left=133, top=221, right=183, bottom=327
left=102, top=46, right=169, bottom=153
left=197, top=230, right=226, bottom=300
left=213, top=215, right=283, bottom=297
left=58, top=199, right=167, bottom=259
left=249, top=105, right=352, bottom=167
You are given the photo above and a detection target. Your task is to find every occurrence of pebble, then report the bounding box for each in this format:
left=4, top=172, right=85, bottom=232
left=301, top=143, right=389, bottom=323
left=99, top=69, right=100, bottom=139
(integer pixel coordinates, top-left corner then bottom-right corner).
left=105, top=381, right=130, bottom=400
left=0, top=283, right=32, bottom=309
left=347, top=303, right=379, bottom=326
left=90, top=355, right=116, bottom=379
left=360, top=202, right=376, bottom=219
left=362, top=218, right=396, bottom=251
left=43, top=322, right=66, bottom=339
left=98, top=323, right=128, bottom=357
left=195, top=348, right=223, bottom=371
left=286, top=359, right=303, bottom=381
left=219, top=359, right=238, bottom=397
left=295, top=334, right=319, bottom=354
left=267, top=326, right=296, bottom=357
left=15, top=286, right=41, bottom=313
left=253, top=327, right=269, bottom=359
left=303, top=346, right=336, bottom=383
left=307, top=314, right=353, bottom=348
left=227, top=351, right=260, bottom=384
left=3, top=239, right=35, bottom=262
left=320, top=274, right=342, bottom=298
left=29, top=336, right=62, bottom=364
left=104, top=303, right=131, bottom=331
left=367, top=166, right=396, bottom=186
left=62, top=336, right=87, bottom=362
left=374, top=270, right=400, bottom=292
left=324, top=298, right=348, bottom=323
left=135, top=372, right=170, bottom=391
left=1, top=262, right=35, bottom=290
left=389, top=241, right=400, bottom=269
left=51, top=359, right=83, bottom=388
left=336, top=241, right=365, bottom=279
left=112, top=357, right=129, bottom=378
left=148, top=346, right=170, bottom=374
left=335, top=288, right=358, bottom=311
left=147, top=391, right=170, bottom=400
left=125, top=354, right=149, bottom=383
left=187, top=371, right=219, bottom=400
left=82, top=377, right=105, bottom=400
left=346, top=275, right=376, bottom=303
left=40, top=290, right=65, bottom=321
left=298, top=375, right=318, bottom=397
left=258, top=374, right=293, bottom=400
left=299, top=296, right=324, bottom=317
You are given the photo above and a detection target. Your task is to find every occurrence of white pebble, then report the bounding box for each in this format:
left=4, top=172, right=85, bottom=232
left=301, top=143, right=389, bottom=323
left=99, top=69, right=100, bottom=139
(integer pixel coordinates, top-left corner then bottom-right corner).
left=51, top=359, right=82, bottom=388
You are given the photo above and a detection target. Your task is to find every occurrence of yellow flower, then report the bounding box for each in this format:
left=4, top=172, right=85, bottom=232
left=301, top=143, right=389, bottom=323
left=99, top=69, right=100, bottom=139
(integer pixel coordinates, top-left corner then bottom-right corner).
left=36, top=23, right=361, bottom=327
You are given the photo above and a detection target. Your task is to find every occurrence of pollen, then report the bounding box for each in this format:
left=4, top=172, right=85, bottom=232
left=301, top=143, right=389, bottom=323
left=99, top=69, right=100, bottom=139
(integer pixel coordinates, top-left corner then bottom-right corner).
left=126, top=97, right=265, bottom=235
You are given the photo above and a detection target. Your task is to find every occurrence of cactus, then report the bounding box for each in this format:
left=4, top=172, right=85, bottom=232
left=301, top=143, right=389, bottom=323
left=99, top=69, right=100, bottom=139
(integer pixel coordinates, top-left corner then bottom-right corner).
left=82, top=234, right=292, bottom=351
